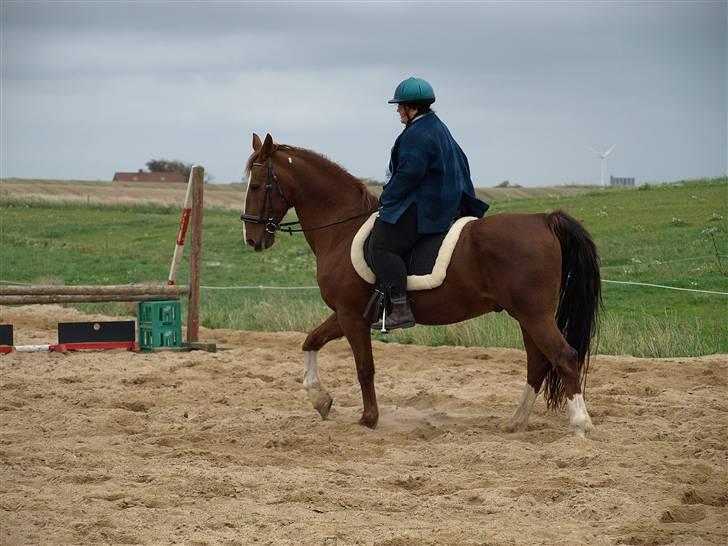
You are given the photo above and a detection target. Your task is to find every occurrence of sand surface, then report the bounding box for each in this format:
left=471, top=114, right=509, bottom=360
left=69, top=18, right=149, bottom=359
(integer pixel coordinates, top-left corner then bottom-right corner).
left=1, top=305, right=726, bottom=545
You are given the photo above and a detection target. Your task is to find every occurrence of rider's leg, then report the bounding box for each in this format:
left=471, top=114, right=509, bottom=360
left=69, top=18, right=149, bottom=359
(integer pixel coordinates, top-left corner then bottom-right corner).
left=368, top=203, right=420, bottom=329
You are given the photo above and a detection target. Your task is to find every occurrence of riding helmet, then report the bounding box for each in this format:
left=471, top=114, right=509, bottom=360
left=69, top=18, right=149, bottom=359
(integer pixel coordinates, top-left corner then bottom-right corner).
left=388, top=77, right=436, bottom=105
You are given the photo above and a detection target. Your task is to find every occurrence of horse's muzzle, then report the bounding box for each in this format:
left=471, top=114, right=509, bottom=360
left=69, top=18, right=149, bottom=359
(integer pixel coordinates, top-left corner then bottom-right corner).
left=245, top=231, right=275, bottom=252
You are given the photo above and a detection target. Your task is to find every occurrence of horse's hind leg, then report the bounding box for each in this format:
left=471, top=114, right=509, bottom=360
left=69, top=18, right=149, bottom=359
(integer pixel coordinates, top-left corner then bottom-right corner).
left=302, top=313, right=343, bottom=419
left=505, top=327, right=551, bottom=432
left=521, top=316, right=594, bottom=437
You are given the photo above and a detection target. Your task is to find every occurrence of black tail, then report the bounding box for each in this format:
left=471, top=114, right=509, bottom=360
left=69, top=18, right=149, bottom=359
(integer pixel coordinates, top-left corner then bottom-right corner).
left=543, top=210, right=602, bottom=409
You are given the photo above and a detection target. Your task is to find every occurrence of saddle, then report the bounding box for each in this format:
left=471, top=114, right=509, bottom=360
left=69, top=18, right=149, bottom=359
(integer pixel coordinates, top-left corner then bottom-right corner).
left=350, top=213, right=477, bottom=291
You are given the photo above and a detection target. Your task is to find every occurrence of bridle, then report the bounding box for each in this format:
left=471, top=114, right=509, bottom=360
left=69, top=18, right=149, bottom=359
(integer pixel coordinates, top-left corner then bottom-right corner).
left=240, top=158, right=295, bottom=235
left=240, top=156, right=379, bottom=235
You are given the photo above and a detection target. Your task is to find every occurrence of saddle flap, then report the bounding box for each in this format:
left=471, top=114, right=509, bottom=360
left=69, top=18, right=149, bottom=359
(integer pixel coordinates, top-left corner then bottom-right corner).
left=350, top=213, right=477, bottom=291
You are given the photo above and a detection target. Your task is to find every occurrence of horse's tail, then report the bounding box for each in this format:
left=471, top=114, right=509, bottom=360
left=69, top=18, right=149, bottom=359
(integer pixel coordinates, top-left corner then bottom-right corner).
left=544, top=210, right=602, bottom=409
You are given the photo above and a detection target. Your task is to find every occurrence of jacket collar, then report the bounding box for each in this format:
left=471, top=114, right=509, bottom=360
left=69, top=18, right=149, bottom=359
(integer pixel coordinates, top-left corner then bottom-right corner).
left=406, top=111, right=433, bottom=127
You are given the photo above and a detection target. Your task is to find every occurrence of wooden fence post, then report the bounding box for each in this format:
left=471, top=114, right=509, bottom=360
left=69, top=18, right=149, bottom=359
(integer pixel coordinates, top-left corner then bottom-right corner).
left=186, top=165, right=204, bottom=344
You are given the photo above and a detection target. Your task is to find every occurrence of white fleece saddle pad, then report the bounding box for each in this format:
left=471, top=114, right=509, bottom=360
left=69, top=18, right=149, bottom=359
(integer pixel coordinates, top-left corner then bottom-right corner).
left=350, top=213, right=477, bottom=291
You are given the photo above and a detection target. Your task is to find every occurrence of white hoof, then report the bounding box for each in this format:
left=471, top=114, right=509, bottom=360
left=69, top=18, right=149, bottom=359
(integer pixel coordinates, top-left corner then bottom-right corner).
left=566, top=394, right=593, bottom=437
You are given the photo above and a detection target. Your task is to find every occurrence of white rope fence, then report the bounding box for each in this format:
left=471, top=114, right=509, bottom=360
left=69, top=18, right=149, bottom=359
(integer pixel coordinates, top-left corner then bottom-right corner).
left=600, top=255, right=724, bottom=269
left=3, top=279, right=726, bottom=296
left=600, top=279, right=728, bottom=296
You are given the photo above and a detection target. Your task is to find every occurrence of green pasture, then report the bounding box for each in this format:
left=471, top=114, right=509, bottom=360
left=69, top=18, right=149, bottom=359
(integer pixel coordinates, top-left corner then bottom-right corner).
left=1, top=178, right=726, bottom=357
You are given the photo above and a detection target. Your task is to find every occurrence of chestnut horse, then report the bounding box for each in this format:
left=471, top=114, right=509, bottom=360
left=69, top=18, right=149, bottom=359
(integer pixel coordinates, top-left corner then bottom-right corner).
left=241, top=133, right=601, bottom=437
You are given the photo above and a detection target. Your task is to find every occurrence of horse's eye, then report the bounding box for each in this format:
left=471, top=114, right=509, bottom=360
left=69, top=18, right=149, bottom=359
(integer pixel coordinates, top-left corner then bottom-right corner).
left=249, top=184, right=261, bottom=191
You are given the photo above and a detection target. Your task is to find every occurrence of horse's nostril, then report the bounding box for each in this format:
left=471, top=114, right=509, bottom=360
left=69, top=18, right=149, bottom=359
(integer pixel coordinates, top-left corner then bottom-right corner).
left=245, top=238, right=256, bottom=248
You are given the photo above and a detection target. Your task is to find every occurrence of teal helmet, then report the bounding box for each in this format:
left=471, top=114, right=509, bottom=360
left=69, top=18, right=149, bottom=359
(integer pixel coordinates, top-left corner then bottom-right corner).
left=388, top=77, right=436, bottom=105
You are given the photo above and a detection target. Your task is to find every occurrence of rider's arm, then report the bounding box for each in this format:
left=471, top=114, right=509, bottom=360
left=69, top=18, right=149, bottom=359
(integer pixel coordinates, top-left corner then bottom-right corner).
left=380, top=132, right=430, bottom=206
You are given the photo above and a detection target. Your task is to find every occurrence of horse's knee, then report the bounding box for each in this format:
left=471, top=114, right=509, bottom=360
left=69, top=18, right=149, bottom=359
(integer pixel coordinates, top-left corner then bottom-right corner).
left=302, top=338, right=319, bottom=352
left=303, top=330, right=333, bottom=352
left=302, top=315, right=342, bottom=352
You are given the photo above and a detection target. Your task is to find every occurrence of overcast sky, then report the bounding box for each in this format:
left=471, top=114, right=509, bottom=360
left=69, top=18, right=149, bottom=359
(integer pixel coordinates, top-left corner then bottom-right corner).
left=1, top=1, right=726, bottom=186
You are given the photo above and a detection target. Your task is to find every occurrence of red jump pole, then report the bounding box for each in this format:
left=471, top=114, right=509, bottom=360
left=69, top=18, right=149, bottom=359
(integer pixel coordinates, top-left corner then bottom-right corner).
left=168, top=169, right=196, bottom=285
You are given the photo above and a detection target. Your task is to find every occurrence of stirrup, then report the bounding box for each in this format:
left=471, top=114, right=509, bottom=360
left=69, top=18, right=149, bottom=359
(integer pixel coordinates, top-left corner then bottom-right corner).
left=370, top=304, right=390, bottom=333
left=371, top=296, right=415, bottom=332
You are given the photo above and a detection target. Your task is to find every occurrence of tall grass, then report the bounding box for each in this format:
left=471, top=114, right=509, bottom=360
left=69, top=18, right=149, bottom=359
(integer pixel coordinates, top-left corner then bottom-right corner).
left=2, top=177, right=726, bottom=357
left=598, top=310, right=722, bottom=358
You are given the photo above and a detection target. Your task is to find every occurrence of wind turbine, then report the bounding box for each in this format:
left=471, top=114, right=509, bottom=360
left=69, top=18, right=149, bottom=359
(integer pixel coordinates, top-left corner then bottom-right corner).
left=589, top=145, right=615, bottom=187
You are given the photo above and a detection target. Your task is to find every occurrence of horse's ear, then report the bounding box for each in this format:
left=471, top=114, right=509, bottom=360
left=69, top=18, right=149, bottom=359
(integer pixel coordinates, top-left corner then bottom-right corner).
left=252, top=133, right=262, bottom=151
left=261, top=133, right=274, bottom=157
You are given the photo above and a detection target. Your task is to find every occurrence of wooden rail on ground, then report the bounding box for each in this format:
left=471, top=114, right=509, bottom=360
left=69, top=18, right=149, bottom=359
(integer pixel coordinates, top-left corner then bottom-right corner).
left=0, top=284, right=189, bottom=305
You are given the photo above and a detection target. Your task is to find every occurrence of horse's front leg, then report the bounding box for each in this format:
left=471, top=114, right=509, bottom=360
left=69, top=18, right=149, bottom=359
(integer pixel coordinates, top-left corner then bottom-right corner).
left=338, top=311, right=378, bottom=428
left=302, top=313, right=343, bottom=419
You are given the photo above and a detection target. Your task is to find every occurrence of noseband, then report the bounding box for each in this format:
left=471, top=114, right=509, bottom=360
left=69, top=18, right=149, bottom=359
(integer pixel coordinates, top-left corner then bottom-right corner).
left=240, top=158, right=293, bottom=234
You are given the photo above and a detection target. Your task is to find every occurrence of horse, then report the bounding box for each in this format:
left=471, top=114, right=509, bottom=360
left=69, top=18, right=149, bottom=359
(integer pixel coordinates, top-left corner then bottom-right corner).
left=240, top=133, right=601, bottom=437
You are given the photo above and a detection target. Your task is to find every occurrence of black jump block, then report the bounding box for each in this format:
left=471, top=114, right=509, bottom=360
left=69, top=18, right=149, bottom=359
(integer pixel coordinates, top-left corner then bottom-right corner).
left=58, top=321, right=135, bottom=344
left=0, top=324, right=13, bottom=346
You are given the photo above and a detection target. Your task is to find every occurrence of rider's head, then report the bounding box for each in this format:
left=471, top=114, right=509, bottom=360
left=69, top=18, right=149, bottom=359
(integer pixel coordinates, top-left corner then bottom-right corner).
left=388, top=77, right=435, bottom=125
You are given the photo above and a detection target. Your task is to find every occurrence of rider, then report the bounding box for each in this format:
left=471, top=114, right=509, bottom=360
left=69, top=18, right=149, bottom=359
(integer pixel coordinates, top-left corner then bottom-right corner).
left=369, top=77, right=489, bottom=331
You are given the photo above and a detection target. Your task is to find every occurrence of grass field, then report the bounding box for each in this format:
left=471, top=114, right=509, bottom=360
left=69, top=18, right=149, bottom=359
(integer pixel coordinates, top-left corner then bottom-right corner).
left=1, top=177, right=726, bottom=356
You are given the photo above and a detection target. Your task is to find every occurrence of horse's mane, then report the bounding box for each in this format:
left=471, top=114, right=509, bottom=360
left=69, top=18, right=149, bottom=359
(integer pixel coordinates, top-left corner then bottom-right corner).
left=246, top=143, right=379, bottom=211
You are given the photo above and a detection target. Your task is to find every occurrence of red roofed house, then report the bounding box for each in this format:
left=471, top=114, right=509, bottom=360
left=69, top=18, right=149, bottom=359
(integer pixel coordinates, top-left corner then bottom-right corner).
left=113, top=169, right=186, bottom=183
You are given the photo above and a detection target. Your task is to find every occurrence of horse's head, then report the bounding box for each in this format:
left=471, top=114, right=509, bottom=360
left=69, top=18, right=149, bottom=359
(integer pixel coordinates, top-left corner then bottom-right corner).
left=241, top=133, right=294, bottom=251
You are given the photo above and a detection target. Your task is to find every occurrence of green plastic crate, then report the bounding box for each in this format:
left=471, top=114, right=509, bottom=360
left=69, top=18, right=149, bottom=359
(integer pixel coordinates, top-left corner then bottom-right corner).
left=137, top=300, right=181, bottom=328
left=136, top=300, right=182, bottom=351
left=138, top=324, right=182, bottom=351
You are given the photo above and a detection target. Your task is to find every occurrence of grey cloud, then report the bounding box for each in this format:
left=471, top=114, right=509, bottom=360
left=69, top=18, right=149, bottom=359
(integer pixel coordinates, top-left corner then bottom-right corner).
left=1, top=1, right=725, bottom=185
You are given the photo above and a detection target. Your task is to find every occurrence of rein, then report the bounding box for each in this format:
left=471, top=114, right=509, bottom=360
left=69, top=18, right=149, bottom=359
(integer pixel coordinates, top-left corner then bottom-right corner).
left=276, top=209, right=379, bottom=235
left=240, top=157, right=379, bottom=235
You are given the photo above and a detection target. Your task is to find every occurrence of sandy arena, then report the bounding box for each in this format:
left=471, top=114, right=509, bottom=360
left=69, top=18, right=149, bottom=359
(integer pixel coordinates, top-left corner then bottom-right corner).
left=1, top=305, right=726, bottom=545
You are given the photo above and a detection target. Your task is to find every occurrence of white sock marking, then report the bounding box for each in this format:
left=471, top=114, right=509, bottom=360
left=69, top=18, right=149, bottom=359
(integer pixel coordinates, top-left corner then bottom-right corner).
left=510, top=383, right=538, bottom=429
left=566, top=393, right=593, bottom=437
left=303, top=350, right=333, bottom=417
left=303, top=350, right=321, bottom=394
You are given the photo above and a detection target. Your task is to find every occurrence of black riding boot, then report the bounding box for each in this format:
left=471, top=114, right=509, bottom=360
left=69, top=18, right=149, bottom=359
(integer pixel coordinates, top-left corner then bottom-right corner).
left=371, top=296, right=416, bottom=331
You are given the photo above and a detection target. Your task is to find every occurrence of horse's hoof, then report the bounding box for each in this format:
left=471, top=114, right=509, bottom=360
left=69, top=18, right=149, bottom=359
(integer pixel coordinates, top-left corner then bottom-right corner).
left=574, top=416, right=594, bottom=437
left=503, top=420, right=526, bottom=433
left=574, top=428, right=589, bottom=439
left=358, top=414, right=378, bottom=429
left=584, top=416, right=595, bottom=433
left=315, top=393, right=333, bottom=420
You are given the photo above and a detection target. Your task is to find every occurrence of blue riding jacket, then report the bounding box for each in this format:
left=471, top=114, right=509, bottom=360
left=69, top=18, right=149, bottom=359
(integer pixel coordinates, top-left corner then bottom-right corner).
left=379, top=113, right=489, bottom=233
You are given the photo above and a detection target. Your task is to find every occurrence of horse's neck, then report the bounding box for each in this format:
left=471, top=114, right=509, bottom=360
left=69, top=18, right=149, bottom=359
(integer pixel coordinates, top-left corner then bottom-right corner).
left=290, top=155, right=374, bottom=254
